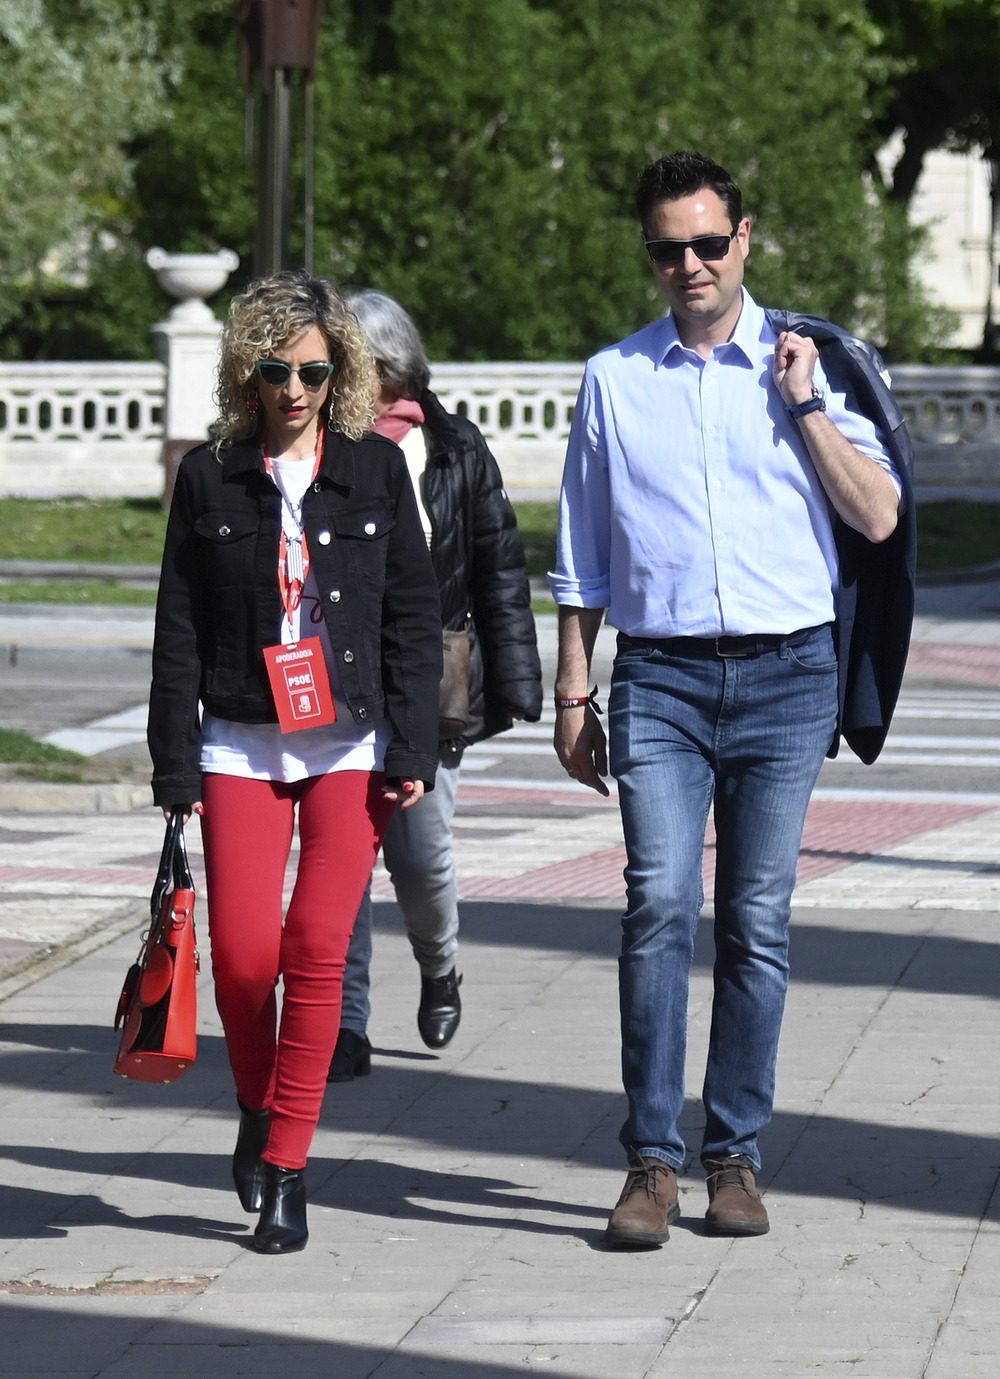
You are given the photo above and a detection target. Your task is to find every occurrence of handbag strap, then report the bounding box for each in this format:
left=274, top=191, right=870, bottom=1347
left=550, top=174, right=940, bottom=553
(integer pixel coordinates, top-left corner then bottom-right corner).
left=150, top=814, right=195, bottom=926
left=458, top=449, right=475, bottom=630
left=172, top=817, right=194, bottom=892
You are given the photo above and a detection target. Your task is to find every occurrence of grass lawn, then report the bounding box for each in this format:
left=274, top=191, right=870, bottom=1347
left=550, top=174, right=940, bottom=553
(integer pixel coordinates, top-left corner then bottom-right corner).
left=514, top=500, right=559, bottom=580
left=914, top=500, right=1000, bottom=573
left=0, top=498, right=995, bottom=611
left=0, top=727, right=93, bottom=783
left=0, top=497, right=167, bottom=565
left=0, top=581, right=157, bottom=605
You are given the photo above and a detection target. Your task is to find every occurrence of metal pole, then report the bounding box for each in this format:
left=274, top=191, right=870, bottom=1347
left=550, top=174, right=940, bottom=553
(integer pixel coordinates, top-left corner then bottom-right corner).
left=258, top=67, right=292, bottom=274
left=239, top=0, right=323, bottom=276
left=304, top=74, right=315, bottom=274
left=987, top=156, right=1000, bottom=356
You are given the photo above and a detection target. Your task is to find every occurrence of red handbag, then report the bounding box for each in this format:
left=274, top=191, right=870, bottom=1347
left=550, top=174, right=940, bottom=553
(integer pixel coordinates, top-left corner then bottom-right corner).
left=113, top=812, right=199, bottom=1082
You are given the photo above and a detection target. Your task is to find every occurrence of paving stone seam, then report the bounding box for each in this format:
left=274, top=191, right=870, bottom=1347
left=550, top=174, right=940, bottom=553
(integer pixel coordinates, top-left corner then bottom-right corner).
left=925, top=1162, right=1000, bottom=1373
left=0, top=902, right=142, bottom=1006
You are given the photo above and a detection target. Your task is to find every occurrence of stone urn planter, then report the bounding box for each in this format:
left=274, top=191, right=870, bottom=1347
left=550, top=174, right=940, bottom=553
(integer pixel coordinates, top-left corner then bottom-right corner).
left=146, top=248, right=240, bottom=324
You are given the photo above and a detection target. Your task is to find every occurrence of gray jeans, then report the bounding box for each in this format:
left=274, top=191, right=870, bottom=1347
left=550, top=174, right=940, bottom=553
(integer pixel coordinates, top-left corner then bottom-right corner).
left=340, top=761, right=460, bottom=1034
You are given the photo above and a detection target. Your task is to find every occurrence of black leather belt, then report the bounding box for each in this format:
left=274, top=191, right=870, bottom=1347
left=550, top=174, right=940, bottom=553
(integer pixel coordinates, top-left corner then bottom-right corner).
left=619, top=624, right=829, bottom=659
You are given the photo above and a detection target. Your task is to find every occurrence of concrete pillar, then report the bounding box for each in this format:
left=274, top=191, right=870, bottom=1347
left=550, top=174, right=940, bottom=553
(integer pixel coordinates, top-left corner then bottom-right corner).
left=147, top=248, right=239, bottom=502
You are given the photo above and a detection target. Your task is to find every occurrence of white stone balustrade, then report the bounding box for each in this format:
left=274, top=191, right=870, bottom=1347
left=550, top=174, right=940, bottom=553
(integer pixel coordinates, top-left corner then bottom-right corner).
left=890, top=366, right=1000, bottom=487
left=1, top=359, right=1000, bottom=498
left=0, top=362, right=165, bottom=497
left=890, top=367, right=1000, bottom=442
left=431, top=362, right=582, bottom=494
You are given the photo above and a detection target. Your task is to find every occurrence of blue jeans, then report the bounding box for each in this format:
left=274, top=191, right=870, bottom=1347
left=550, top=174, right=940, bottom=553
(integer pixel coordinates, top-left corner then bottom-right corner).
left=608, top=625, right=838, bottom=1171
left=340, top=761, right=460, bottom=1034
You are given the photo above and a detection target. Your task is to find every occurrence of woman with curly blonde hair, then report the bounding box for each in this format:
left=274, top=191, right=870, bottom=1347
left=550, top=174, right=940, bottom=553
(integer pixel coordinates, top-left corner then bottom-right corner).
left=147, top=269, right=442, bottom=1254
left=213, top=271, right=376, bottom=445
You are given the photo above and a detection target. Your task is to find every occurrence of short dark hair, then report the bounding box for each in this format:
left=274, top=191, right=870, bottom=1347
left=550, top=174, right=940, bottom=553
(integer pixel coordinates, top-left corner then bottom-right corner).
left=634, top=151, right=742, bottom=233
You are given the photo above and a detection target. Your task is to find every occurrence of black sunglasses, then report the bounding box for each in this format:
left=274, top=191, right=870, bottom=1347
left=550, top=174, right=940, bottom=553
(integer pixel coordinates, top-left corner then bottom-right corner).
left=254, top=359, right=336, bottom=389
left=644, top=229, right=738, bottom=266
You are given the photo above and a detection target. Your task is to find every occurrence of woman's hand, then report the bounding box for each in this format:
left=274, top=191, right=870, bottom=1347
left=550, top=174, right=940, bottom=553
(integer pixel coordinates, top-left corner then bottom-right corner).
left=381, top=777, right=425, bottom=810
left=161, top=803, right=203, bottom=823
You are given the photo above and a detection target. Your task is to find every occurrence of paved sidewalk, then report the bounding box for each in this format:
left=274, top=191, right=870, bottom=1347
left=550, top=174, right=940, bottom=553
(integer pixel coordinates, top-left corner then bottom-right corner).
left=2, top=591, right=1000, bottom=1375
left=1, top=840, right=999, bottom=1376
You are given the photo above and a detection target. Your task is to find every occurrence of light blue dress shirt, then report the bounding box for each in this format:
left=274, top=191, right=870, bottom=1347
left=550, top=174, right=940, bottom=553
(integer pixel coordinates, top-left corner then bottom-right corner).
left=550, top=291, right=899, bottom=638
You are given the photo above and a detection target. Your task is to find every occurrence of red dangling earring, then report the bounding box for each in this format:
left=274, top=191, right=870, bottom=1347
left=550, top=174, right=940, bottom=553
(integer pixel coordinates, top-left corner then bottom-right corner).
left=248, top=392, right=259, bottom=418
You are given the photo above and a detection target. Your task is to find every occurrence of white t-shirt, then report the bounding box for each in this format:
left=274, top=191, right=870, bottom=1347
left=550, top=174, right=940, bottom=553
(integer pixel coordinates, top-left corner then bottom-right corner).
left=200, top=452, right=390, bottom=782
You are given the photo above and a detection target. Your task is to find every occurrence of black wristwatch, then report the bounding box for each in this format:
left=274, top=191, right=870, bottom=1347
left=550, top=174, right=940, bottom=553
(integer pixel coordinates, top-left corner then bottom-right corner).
left=786, top=388, right=826, bottom=420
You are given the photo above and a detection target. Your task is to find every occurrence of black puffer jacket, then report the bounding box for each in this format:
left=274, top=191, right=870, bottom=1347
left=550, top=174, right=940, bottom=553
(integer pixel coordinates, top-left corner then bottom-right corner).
left=418, top=388, right=543, bottom=758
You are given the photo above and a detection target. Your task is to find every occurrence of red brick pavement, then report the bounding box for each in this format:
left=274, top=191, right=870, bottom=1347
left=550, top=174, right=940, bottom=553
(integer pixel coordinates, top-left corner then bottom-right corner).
left=0, top=865, right=153, bottom=888
left=905, top=641, right=1000, bottom=685
left=0, top=795, right=993, bottom=906
left=0, top=861, right=207, bottom=891
left=450, top=793, right=995, bottom=903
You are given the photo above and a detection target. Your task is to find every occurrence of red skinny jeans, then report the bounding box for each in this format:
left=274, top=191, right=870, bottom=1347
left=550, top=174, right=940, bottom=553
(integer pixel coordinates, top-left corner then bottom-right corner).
left=200, top=771, right=395, bottom=1169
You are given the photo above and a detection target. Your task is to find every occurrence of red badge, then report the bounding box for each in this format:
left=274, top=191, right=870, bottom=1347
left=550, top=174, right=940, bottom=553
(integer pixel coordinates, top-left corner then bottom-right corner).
left=262, top=638, right=337, bottom=733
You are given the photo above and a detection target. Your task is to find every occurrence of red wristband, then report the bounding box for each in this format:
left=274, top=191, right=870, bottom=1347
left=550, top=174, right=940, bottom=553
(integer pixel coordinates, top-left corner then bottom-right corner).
left=554, top=685, right=602, bottom=714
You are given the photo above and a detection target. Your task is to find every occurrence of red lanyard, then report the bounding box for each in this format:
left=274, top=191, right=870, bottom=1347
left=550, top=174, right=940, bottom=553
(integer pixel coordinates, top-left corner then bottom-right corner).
left=263, top=430, right=323, bottom=623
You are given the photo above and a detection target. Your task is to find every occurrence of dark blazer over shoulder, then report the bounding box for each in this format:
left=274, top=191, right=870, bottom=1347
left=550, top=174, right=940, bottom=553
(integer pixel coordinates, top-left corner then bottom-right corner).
left=147, top=427, right=443, bottom=806
left=766, top=309, right=916, bottom=764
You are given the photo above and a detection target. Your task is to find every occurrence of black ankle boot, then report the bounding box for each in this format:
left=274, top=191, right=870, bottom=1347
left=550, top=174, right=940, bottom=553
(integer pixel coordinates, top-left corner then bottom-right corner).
left=251, top=1163, right=308, bottom=1254
left=327, top=1028, right=372, bottom=1083
left=232, top=1101, right=270, bottom=1213
left=417, top=967, right=463, bottom=1049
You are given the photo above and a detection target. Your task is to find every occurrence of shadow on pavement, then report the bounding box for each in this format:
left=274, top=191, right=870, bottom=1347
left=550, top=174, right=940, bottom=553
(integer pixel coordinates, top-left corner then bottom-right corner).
left=398, top=901, right=1000, bottom=1003
left=0, top=1300, right=575, bottom=1379
left=1, top=901, right=998, bottom=1240
left=1, top=1063, right=999, bottom=1225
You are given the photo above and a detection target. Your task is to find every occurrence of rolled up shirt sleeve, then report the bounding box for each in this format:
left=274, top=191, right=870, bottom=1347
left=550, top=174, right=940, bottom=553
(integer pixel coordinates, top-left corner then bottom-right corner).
left=817, top=357, right=903, bottom=503
left=548, top=369, right=612, bottom=609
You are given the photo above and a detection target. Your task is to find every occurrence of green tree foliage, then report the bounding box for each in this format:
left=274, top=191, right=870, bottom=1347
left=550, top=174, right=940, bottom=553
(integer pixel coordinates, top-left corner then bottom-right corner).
left=867, top=0, right=1000, bottom=202
left=0, top=0, right=963, bottom=362
left=0, top=0, right=164, bottom=342
left=315, top=0, right=948, bottom=359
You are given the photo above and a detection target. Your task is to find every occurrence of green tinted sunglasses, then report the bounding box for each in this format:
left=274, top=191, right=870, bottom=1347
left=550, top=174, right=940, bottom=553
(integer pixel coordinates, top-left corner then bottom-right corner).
left=254, top=360, right=336, bottom=389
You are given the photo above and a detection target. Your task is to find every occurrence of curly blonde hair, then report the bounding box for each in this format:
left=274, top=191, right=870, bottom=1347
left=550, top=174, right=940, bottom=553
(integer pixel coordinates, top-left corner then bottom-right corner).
left=213, top=270, right=377, bottom=445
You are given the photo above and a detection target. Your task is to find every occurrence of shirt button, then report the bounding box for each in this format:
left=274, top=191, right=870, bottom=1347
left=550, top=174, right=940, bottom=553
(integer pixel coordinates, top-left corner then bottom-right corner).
left=328, top=589, right=341, bottom=602
left=343, top=649, right=354, bottom=663
left=318, top=530, right=331, bottom=545
left=219, top=525, right=230, bottom=536
left=364, top=521, right=376, bottom=535
left=358, top=707, right=367, bottom=719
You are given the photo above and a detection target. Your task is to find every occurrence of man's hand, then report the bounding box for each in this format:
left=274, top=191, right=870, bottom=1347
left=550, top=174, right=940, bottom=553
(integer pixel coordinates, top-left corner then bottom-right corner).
left=553, top=605, right=611, bottom=796
left=554, top=703, right=610, bottom=796
left=773, top=330, right=820, bottom=407
left=773, top=330, right=899, bottom=544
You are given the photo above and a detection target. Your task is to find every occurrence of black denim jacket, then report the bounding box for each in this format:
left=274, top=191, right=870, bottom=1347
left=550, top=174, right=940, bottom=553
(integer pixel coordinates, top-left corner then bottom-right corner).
left=147, top=428, right=443, bottom=807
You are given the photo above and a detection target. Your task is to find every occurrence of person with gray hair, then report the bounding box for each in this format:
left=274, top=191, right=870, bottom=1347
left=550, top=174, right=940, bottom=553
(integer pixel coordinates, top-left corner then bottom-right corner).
left=327, top=289, right=543, bottom=1080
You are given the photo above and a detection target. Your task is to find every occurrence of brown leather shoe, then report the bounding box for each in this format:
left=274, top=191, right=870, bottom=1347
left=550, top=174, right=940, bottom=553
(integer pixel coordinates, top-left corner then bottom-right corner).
left=703, top=1156, right=770, bottom=1236
left=604, top=1157, right=680, bottom=1247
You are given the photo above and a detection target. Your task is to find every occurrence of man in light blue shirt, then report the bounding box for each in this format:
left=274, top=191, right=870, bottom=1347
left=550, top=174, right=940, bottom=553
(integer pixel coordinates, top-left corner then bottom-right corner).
left=551, top=151, right=901, bottom=1247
